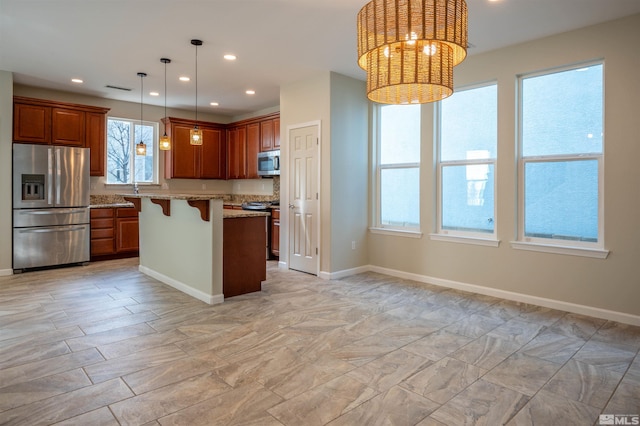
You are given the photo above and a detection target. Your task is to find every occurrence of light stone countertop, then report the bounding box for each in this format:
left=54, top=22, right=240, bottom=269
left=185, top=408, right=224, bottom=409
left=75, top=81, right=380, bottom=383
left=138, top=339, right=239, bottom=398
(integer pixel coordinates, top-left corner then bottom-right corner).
left=118, top=193, right=227, bottom=201
left=222, top=209, right=270, bottom=219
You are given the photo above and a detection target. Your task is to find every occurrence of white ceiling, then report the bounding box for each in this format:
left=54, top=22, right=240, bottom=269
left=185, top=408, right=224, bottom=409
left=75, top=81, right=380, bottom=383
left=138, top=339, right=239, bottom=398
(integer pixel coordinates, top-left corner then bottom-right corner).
left=2, top=0, right=640, bottom=117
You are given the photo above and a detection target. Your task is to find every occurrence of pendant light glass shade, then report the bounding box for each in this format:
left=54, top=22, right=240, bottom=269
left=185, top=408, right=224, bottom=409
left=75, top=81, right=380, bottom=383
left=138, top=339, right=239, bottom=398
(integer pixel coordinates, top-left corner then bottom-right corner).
left=356, top=0, right=468, bottom=104
left=159, top=58, right=171, bottom=151
left=136, top=72, right=147, bottom=155
left=190, top=39, right=203, bottom=145
left=136, top=141, right=147, bottom=156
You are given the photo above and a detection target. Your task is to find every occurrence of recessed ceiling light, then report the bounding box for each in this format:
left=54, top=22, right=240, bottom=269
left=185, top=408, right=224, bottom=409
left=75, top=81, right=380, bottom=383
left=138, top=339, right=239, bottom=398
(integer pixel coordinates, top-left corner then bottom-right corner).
left=179, top=76, right=190, bottom=82
left=149, top=91, right=159, bottom=96
left=223, top=54, right=237, bottom=61
left=210, top=102, right=219, bottom=106
left=246, top=90, right=255, bottom=95
left=71, top=78, right=83, bottom=84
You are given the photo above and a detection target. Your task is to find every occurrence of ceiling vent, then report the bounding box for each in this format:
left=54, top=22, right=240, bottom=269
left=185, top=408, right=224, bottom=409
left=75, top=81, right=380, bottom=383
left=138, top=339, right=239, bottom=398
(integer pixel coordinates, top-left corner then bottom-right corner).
left=105, top=84, right=132, bottom=91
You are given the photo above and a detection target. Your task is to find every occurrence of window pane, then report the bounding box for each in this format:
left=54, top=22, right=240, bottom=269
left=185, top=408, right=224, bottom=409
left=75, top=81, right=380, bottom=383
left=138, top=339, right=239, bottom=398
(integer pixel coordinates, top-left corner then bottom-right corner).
left=524, top=160, right=598, bottom=241
left=380, top=167, right=419, bottom=227
left=380, top=105, right=420, bottom=164
left=107, top=119, right=131, bottom=184
left=522, top=65, right=603, bottom=157
left=441, top=84, right=497, bottom=161
left=134, top=124, right=154, bottom=183
left=442, top=164, right=494, bottom=233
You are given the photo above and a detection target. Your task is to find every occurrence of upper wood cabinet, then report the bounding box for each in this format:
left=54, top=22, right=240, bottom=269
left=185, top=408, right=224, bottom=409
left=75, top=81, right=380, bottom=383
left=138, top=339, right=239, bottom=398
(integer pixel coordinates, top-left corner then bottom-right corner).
left=226, top=126, right=247, bottom=179
left=259, top=115, right=280, bottom=152
left=163, top=117, right=227, bottom=179
left=246, top=123, right=260, bottom=179
left=13, top=102, right=51, bottom=144
left=52, top=108, right=85, bottom=146
left=13, top=97, right=110, bottom=176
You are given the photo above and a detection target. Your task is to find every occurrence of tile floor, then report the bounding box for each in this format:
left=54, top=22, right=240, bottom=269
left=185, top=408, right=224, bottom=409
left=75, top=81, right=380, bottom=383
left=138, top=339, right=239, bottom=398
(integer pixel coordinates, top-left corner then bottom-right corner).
left=0, top=258, right=639, bottom=425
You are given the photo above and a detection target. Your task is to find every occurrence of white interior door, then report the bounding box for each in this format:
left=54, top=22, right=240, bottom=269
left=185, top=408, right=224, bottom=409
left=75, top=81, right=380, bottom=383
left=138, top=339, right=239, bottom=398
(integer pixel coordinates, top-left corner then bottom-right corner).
left=288, top=124, right=319, bottom=275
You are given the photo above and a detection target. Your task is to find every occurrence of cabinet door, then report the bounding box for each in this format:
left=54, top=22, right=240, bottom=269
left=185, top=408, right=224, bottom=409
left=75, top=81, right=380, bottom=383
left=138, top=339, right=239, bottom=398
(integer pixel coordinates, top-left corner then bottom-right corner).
left=52, top=108, right=85, bottom=146
left=115, top=209, right=139, bottom=253
left=246, top=123, right=260, bottom=178
left=13, top=103, right=51, bottom=144
left=201, top=127, right=226, bottom=179
left=86, top=112, right=106, bottom=176
left=259, top=120, right=273, bottom=152
left=170, top=125, right=199, bottom=179
left=227, top=126, right=247, bottom=179
left=273, top=118, right=280, bottom=149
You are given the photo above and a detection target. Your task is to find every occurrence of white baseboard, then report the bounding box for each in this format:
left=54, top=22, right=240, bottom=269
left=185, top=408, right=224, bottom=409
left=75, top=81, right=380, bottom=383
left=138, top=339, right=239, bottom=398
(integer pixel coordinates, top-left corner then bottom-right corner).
left=326, top=264, right=640, bottom=326
left=138, top=265, right=224, bottom=305
left=319, top=265, right=371, bottom=280
left=278, top=260, right=288, bottom=269
left=0, top=268, right=13, bottom=276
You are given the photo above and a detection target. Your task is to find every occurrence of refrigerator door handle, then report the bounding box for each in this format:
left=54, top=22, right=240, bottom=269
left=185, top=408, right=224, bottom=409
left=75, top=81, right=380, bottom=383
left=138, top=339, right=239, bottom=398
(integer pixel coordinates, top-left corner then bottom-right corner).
left=47, top=147, right=54, bottom=205
left=17, top=225, right=87, bottom=234
left=55, top=148, right=61, bottom=205
left=17, top=208, right=88, bottom=215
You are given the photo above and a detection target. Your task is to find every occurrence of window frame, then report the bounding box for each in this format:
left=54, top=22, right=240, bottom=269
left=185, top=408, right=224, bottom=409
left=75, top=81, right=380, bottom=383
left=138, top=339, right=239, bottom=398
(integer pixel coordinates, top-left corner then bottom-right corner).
left=433, top=82, right=499, bottom=246
left=514, top=61, right=608, bottom=258
left=106, top=116, right=159, bottom=186
left=371, top=104, right=422, bottom=236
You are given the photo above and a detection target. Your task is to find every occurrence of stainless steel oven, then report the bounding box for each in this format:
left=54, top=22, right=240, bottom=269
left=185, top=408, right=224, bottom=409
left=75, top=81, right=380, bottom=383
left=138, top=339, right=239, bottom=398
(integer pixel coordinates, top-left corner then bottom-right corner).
left=257, top=150, right=280, bottom=176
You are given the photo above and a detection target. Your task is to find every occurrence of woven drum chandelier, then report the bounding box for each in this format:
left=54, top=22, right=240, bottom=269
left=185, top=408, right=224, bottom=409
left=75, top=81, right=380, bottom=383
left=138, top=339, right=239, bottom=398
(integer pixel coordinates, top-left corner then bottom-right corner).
left=357, top=0, right=468, bottom=104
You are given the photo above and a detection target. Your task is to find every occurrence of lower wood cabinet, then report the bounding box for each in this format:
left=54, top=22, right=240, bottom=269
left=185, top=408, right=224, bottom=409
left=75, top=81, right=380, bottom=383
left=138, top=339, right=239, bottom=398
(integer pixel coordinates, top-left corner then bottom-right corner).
left=90, top=207, right=139, bottom=260
left=223, top=216, right=267, bottom=297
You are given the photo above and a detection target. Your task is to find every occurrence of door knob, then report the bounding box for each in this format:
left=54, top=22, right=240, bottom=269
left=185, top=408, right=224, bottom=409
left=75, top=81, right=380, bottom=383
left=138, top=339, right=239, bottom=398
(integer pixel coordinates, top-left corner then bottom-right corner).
left=289, top=204, right=294, bottom=209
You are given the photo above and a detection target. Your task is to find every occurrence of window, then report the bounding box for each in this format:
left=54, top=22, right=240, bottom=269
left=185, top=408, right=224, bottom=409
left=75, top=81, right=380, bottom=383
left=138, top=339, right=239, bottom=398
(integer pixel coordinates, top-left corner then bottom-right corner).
left=106, top=117, right=158, bottom=184
left=375, top=104, right=421, bottom=231
left=518, top=63, right=603, bottom=249
left=437, top=83, right=497, bottom=239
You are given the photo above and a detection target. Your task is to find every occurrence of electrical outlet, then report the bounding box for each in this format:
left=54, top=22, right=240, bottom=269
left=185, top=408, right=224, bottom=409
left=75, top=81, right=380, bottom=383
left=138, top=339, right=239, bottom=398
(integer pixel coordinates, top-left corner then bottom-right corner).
left=201, top=183, right=206, bottom=190
left=352, top=241, right=356, bottom=250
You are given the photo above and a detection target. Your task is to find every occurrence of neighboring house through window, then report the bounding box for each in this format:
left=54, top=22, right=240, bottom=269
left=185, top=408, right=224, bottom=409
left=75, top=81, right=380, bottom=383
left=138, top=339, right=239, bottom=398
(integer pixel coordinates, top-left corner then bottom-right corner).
left=106, top=117, right=158, bottom=184
left=374, top=104, right=421, bottom=232
left=516, top=62, right=604, bottom=254
left=436, top=83, right=497, bottom=242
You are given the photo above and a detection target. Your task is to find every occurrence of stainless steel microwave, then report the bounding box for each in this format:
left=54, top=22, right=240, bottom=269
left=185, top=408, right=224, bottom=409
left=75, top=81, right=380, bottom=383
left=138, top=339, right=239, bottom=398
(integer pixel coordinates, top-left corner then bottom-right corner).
left=258, top=150, right=280, bottom=176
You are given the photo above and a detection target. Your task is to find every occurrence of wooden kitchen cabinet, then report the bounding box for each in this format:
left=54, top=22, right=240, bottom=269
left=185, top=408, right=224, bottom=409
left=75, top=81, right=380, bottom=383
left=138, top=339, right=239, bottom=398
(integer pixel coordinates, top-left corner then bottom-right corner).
left=223, top=216, right=267, bottom=297
left=259, top=115, right=280, bottom=152
left=13, top=102, right=50, bottom=144
left=246, top=123, right=260, bottom=179
left=90, top=208, right=115, bottom=257
left=13, top=97, right=110, bottom=175
left=115, top=208, right=139, bottom=253
left=85, top=112, right=106, bottom=176
left=163, top=117, right=226, bottom=179
left=90, top=207, right=138, bottom=260
left=271, top=208, right=280, bottom=257
left=226, top=125, right=247, bottom=179
left=52, top=107, right=85, bottom=146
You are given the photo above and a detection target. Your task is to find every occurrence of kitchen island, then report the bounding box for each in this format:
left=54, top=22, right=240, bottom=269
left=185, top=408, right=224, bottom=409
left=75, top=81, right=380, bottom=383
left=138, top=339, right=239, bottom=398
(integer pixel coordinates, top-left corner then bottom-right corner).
left=120, top=193, right=268, bottom=304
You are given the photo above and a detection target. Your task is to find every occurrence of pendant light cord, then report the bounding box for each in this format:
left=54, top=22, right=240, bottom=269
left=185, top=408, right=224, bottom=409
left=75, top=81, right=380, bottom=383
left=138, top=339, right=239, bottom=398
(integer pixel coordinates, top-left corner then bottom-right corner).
left=194, top=43, right=198, bottom=124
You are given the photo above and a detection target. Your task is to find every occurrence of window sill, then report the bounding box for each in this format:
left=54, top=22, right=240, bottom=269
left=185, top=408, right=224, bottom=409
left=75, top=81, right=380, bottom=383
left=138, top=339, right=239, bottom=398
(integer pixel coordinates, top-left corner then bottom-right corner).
left=369, top=227, right=423, bottom=239
left=510, top=241, right=609, bottom=259
left=103, top=183, right=161, bottom=188
left=429, top=233, right=500, bottom=247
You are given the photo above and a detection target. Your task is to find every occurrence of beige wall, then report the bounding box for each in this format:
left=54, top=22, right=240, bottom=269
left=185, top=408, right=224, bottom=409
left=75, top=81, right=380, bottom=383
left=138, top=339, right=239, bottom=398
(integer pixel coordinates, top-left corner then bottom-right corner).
left=280, top=72, right=331, bottom=272
left=328, top=73, right=369, bottom=273
left=0, top=71, right=13, bottom=274
left=368, top=14, right=640, bottom=318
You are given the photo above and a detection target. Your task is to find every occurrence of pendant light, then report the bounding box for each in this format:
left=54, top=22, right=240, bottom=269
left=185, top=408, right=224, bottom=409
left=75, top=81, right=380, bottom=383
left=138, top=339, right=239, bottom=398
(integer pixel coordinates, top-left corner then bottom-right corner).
left=357, top=0, right=468, bottom=104
left=190, top=39, right=203, bottom=145
left=136, top=72, right=147, bottom=156
left=159, top=58, right=171, bottom=151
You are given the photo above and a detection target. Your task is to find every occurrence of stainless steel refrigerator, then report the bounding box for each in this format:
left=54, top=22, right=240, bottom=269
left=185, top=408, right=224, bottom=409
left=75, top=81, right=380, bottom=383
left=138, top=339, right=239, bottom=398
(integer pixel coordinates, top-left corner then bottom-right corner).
left=12, top=144, right=90, bottom=271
